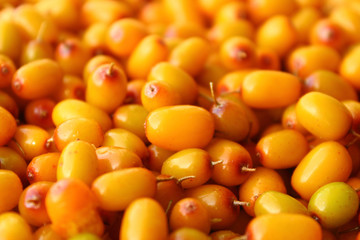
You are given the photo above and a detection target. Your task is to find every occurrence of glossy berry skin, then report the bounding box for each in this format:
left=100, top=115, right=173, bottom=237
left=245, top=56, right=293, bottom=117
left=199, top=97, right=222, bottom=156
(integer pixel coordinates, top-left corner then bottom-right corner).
left=27, top=152, right=60, bottom=184
left=0, top=169, right=23, bottom=214
left=291, top=141, right=352, bottom=201
left=120, top=198, right=168, bottom=240
left=0, top=147, right=27, bottom=183
left=0, top=54, right=16, bottom=89
left=0, top=212, right=33, bottom=240
left=12, top=59, right=63, bottom=100
left=57, top=140, right=99, bottom=186
left=241, top=70, right=301, bottom=109
left=161, top=148, right=212, bottom=189
left=91, top=168, right=156, bottom=211
left=169, top=227, right=211, bottom=240
left=54, top=117, right=104, bottom=151
left=308, top=182, right=359, bottom=229
left=256, top=129, right=309, bottom=169
left=206, top=138, right=253, bottom=186
left=0, top=106, right=17, bottom=147
left=169, top=197, right=211, bottom=233
left=296, top=92, right=352, bottom=140
left=86, top=63, right=128, bottom=113
left=254, top=191, right=308, bottom=216
left=185, top=184, right=241, bottom=230
left=245, top=213, right=322, bottom=240
left=18, top=181, right=53, bottom=226
left=24, top=98, right=55, bottom=129
left=145, top=105, right=215, bottom=151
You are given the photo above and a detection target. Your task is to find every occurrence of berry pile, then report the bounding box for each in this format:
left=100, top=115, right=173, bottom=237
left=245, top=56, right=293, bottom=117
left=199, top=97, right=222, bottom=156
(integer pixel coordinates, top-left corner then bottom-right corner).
left=0, top=0, right=360, bottom=239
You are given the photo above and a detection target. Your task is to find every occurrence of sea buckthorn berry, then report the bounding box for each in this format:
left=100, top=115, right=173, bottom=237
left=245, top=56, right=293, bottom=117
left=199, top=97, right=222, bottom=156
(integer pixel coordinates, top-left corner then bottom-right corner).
left=256, top=48, right=281, bottom=70
left=126, top=35, right=169, bottom=79
left=239, top=167, right=287, bottom=216
left=206, top=138, right=254, bottom=186
left=281, top=104, right=309, bottom=135
left=34, top=224, right=63, bottom=240
left=241, top=70, right=301, bottom=108
left=55, top=38, right=92, bottom=76
left=27, top=152, right=60, bottom=184
left=83, top=55, right=122, bottom=83
left=0, top=169, right=23, bottom=213
left=69, top=233, right=101, bottom=240
left=80, top=0, right=132, bottom=27
left=13, top=4, right=58, bottom=42
left=286, top=45, right=341, bottom=79
left=18, top=181, right=53, bottom=226
left=35, top=0, right=82, bottom=31
left=339, top=45, right=360, bottom=90
left=169, top=227, right=211, bottom=240
left=214, top=1, right=248, bottom=24
left=220, top=36, right=257, bottom=70
left=217, top=92, right=260, bottom=138
left=103, top=128, right=149, bottom=161
left=303, top=70, right=358, bottom=101
left=54, top=118, right=104, bottom=151
left=185, top=184, right=243, bottom=230
left=92, top=168, right=156, bottom=211
left=148, top=62, right=198, bottom=105
left=145, top=105, right=215, bottom=151
left=254, top=191, right=308, bottom=216
left=82, top=23, right=109, bottom=55
left=141, top=80, right=182, bottom=111
left=146, top=144, right=175, bottom=172
left=161, top=148, right=212, bottom=189
left=260, top=124, right=284, bottom=137
left=24, top=98, right=55, bottom=129
left=256, top=129, right=309, bottom=169
left=106, top=18, right=148, bottom=58
left=308, top=182, right=359, bottom=229
left=125, top=79, right=146, bottom=104
left=245, top=213, right=322, bottom=240
left=291, top=7, right=322, bottom=44
left=0, top=106, right=16, bottom=147
left=0, top=147, right=27, bottom=182
left=52, top=99, right=112, bottom=132
left=20, top=33, right=54, bottom=66
left=291, top=141, right=352, bottom=201
left=12, top=59, right=63, bottom=100
left=0, top=54, right=16, bottom=88
left=256, top=15, right=297, bottom=58
left=112, top=104, right=148, bottom=142
left=309, top=18, right=348, bottom=51
left=120, top=198, right=168, bottom=240
left=96, top=146, right=143, bottom=175
left=169, top=197, right=211, bottom=233
left=295, top=92, right=352, bottom=140
left=86, top=62, right=128, bottom=113
left=330, top=6, right=360, bottom=43
left=163, top=0, right=204, bottom=26
left=210, top=95, right=251, bottom=142
left=53, top=75, right=86, bottom=102
left=57, top=140, right=98, bottom=186
left=208, top=20, right=255, bottom=45
left=247, top=0, right=298, bottom=25
left=0, top=20, right=23, bottom=61
left=45, top=178, right=104, bottom=238
left=0, top=212, right=33, bottom=240
left=155, top=174, right=184, bottom=212
left=9, top=124, right=51, bottom=161
left=169, top=37, right=210, bottom=76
